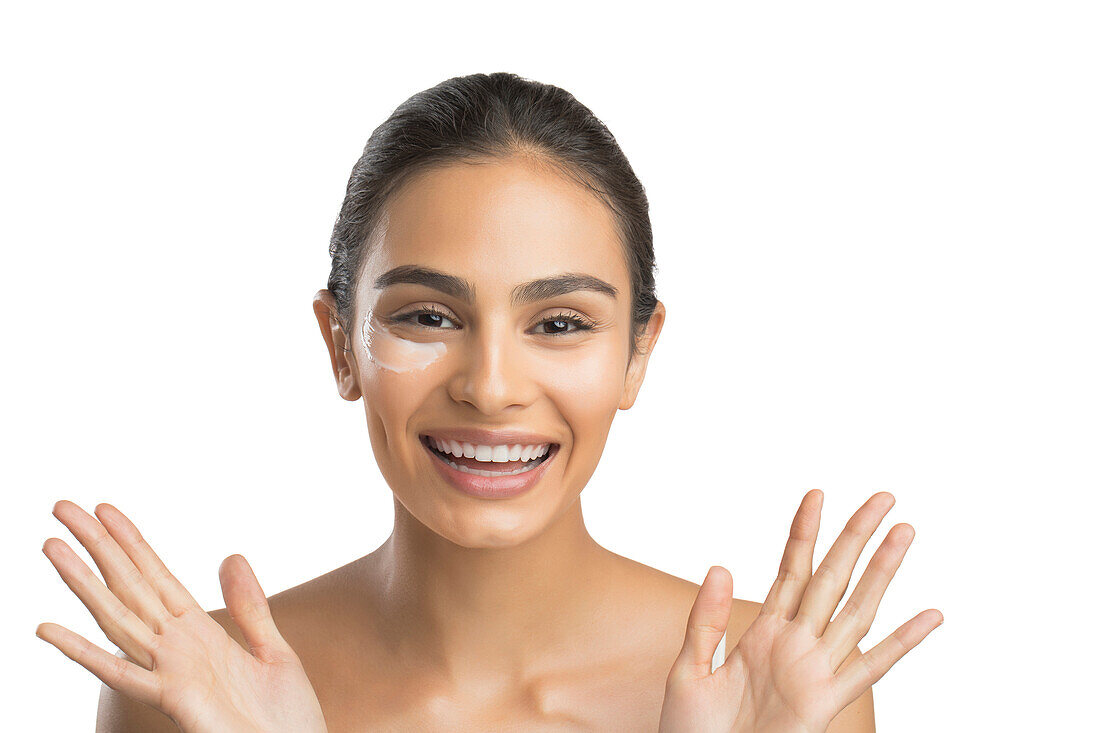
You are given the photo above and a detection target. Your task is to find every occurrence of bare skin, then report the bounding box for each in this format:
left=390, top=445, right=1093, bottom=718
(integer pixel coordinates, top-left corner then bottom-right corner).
left=88, top=537, right=875, bottom=732
left=36, top=155, right=918, bottom=731
left=211, top=545, right=717, bottom=730
left=73, top=497, right=881, bottom=731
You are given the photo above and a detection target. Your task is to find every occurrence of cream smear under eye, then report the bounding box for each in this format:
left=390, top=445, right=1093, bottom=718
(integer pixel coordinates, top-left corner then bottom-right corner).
left=361, top=307, right=447, bottom=373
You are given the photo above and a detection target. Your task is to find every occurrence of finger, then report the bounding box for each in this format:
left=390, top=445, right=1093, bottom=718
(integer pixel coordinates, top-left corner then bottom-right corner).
left=669, top=566, right=733, bottom=682
left=36, top=621, right=161, bottom=708
left=219, top=554, right=294, bottom=664
left=42, top=538, right=160, bottom=668
left=822, top=523, right=915, bottom=670
left=794, top=492, right=895, bottom=636
left=832, top=608, right=944, bottom=710
left=93, top=502, right=203, bottom=617
left=52, top=501, right=174, bottom=634
left=760, top=490, right=823, bottom=620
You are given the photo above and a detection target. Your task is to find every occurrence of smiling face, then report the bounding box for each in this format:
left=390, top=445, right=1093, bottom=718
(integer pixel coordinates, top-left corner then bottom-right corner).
left=315, top=155, right=664, bottom=548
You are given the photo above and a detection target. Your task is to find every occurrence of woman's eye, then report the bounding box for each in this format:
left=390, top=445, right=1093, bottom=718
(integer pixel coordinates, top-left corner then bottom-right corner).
left=392, top=309, right=594, bottom=336
left=415, top=312, right=456, bottom=329
left=393, top=308, right=458, bottom=330
left=536, top=314, right=594, bottom=335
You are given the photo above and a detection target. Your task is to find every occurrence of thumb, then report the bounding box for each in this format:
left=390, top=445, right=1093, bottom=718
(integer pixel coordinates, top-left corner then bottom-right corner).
left=219, top=554, right=294, bottom=664
left=673, top=565, right=733, bottom=680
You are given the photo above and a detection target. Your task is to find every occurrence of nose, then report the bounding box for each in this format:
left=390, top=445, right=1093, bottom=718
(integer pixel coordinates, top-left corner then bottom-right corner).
left=447, top=318, right=538, bottom=416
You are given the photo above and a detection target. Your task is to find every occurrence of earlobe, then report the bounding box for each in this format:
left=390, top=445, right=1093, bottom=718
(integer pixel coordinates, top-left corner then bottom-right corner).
left=312, top=289, right=362, bottom=401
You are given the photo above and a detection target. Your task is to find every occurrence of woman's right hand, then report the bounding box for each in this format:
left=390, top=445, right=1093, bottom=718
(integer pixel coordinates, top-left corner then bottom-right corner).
left=37, top=500, right=328, bottom=733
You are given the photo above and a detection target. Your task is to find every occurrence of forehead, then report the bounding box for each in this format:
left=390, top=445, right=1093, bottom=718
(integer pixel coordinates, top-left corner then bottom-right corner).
left=362, top=157, right=629, bottom=296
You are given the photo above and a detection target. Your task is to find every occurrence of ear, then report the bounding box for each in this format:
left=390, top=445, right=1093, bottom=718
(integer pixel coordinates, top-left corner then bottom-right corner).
left=619, top=300, right=666, bottom=411
left=312, top=289, right=361, bottom=401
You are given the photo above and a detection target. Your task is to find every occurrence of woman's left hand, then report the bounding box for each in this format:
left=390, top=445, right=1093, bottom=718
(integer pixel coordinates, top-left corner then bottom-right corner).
left=658, top=491, right=943, bottom=733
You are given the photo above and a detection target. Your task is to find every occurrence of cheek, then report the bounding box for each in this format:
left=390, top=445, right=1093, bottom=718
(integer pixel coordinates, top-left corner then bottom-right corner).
left=532, top=345, right=626, bottom=432
left=356, top=312, right=448, bottom=424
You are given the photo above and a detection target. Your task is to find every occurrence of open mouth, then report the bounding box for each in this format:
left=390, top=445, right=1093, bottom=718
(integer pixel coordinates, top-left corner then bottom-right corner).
left=420, top=434, right=559, bottom=477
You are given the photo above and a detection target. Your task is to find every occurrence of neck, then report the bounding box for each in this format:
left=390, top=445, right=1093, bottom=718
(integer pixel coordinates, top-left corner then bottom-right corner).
left=367, top=495, right=615, bottom=685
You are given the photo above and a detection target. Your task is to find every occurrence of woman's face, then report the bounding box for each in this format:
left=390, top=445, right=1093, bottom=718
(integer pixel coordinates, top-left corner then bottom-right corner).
left=315, top=156, right=664, bottom=548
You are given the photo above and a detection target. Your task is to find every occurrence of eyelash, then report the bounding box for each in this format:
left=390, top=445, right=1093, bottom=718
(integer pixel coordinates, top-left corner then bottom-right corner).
left=391, top=306, right=596, bottom=336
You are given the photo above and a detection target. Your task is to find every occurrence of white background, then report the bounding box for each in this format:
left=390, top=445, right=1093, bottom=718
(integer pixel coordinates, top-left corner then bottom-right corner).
left=4, top=1, right=1097, bottom=730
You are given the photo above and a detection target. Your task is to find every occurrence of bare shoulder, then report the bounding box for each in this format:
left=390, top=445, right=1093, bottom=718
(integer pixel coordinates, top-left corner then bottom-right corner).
left=207, top=559, right=365, bottom=693
left=606, top=555, right=763, bottom=658
left=655, top=565, right=764, bottom=643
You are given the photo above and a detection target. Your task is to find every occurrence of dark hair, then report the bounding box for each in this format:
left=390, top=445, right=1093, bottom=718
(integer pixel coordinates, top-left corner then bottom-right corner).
left=326, top=71, right=658, bottom=361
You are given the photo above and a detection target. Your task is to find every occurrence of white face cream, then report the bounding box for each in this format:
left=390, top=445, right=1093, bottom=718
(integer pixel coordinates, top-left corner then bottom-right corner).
left=361, top=307, right=447, bottom=373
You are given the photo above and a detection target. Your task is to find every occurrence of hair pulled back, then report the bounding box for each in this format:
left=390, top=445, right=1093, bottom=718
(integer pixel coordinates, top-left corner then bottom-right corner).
left=326, top=71, right=658, bottom=359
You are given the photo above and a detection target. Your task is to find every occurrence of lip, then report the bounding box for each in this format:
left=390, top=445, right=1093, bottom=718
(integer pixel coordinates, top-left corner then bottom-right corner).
left=418, top=427, right=559, bottom=447
left=420, top=434, right=559, bottom=499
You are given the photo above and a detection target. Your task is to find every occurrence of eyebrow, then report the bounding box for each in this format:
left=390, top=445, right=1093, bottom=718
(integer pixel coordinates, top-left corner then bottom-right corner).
left=373, top=265, right=619, bottom=305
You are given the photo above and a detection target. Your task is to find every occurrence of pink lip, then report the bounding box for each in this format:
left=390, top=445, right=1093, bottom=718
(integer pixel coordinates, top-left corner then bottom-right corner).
left=420, top=435, right=559, bottom=499
left=419, top=427, right=558, bottom=446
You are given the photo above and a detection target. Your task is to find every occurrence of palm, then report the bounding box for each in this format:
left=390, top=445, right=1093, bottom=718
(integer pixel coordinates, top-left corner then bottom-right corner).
left=660, top=491, right=943, bottom=733
left=36, top=500, right=327, bottom=733
left=721, top=612, right=843, bottom=731
left=150, top=602, right=324, bottom=732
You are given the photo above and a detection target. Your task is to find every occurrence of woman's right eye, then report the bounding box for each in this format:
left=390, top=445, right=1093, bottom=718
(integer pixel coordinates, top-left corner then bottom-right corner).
left=391, top=307, right=459, bottom=330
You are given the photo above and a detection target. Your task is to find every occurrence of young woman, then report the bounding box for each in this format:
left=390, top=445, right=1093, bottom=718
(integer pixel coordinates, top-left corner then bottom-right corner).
left=38, top=72, right=942, bottom=732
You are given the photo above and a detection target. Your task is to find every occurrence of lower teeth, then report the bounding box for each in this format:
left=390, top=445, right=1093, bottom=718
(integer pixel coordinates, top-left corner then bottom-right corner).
left=436, top=450, right=548, bottom=477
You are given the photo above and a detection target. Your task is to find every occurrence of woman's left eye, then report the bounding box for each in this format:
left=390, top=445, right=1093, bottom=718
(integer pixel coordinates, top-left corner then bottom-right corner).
left=535, top=314, right=594, bottom=335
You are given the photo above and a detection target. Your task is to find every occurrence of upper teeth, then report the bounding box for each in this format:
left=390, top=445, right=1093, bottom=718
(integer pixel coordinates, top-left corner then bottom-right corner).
left=428, top=436, right=551, bottom=463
